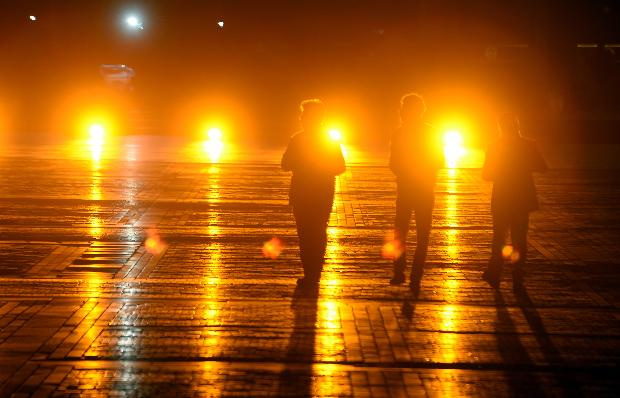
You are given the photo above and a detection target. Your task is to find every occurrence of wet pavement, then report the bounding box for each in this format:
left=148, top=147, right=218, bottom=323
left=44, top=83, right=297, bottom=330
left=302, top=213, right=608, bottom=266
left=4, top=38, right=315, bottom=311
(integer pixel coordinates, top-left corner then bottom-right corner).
left=0, top=142, right=619, bottom=397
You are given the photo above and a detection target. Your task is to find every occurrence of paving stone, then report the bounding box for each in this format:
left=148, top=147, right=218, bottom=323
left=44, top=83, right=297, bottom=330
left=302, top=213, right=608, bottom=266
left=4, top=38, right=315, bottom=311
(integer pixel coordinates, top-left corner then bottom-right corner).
left=0, top=150, right=618, bottom=396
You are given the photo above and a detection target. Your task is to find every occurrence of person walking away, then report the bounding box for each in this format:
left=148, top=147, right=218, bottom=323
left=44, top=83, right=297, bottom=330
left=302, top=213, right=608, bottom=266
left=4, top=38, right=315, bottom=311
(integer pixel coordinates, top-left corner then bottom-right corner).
left=389, top=93, right=443, bottom=287
left=482, top=113, right=547, bottom=290
left=281, top=99, right=346, bottom=289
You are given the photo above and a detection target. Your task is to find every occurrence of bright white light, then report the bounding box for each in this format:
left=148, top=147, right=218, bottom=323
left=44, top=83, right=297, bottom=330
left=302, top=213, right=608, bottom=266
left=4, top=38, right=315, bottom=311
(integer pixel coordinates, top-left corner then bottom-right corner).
left=125, top=15, right=143, bottom=30
left=328, top=128, right=342, bottom=142
left=444, top=130, right=463, bottom=147
left=207, top=127, right=222, bottom=140
left=88, top=124, right=105, bottom=163
left=89, top=124, right=105, bottom=141
left=29, top=15, right=37, bottom=21
left=217, top=21, right=224, bottom=28
left=443, top=129, right=466, bottom=169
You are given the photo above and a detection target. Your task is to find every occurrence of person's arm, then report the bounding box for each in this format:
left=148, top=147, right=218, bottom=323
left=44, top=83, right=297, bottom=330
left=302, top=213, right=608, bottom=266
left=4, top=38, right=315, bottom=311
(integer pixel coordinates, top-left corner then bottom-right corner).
left=281, top=136, right=297, bottom=171
left=332, top=143, right=346, bottom=176
left=530, top=141, right=548, bottom=173
left=388, top=132, right=400, bottom=176
left=481, top=145, right=496, bottom=181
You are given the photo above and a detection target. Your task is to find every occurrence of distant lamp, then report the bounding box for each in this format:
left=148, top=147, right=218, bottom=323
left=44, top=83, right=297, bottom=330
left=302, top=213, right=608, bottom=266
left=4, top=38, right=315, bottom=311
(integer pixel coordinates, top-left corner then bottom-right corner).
left=88, top=124, right=105, bottom=142
left=88, top=124, right=105, bottom=163
left=125, top=15, right=144, bottom=30
left=204, top=127, right=224, bottom=163
left=217, top=21, right=224, bottom=28
left=207, top=127, right=223, bottom=141
left=443, top=129, right=466, bottom=169
left=328, top=128, right=342, bottom=142
left=29, top=15, right=37, bottom=21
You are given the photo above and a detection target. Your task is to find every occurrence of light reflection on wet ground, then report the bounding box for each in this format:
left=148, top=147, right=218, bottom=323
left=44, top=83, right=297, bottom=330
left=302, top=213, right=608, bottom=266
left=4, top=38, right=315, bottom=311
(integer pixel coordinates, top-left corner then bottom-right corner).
left=0, top=137, right=618, bottom=396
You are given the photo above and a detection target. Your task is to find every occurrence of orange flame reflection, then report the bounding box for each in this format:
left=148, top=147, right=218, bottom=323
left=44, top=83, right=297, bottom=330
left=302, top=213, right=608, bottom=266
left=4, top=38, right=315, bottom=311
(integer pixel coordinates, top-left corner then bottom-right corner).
left=381, top=238, right=403, bottom=260
left=145, top=230, right=167, bottom=255
left=262, top=237, right=283, bottom=259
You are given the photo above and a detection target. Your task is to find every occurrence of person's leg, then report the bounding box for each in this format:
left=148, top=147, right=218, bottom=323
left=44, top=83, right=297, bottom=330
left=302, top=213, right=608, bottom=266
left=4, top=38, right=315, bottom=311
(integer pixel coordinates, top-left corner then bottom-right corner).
left=312, top=205, right=332, bottom=278
left=293, top=206, right=314, bottom=282
left=392, top=192, right=412, bottom=284
left=483, top=211, right=508, bottom=287
left=510, top=212, right=529, bottom=289
left=296, top=199, right=333, bottom=285
left=411, top=196, right=434, bottom=282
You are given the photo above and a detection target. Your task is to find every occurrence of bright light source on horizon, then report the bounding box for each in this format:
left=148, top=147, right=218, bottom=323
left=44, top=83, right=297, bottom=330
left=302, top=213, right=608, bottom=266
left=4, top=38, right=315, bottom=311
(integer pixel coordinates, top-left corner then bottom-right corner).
left=217, top=21, right=224, bottom=28
left=328, top=128, right=342, bottom=142
left=29, top=15, right=36, bottom=21
left=443, top=129, right=466, bottom=168
left=207, top=127, right=223, bottom=140
left=88, top=124, right=105, bottom=142
left=88, top=124, right=105, bottom=162
left=204, top=127, right=224, bottom=163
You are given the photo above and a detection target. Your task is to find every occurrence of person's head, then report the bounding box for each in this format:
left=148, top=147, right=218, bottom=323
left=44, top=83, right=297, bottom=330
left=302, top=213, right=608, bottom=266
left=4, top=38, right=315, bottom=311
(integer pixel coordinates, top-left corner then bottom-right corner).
left=497, top=113, right=521, bottom=139
left=400, top=93, right=426, bottom=126
left=299, top=99, right=326, bottom=133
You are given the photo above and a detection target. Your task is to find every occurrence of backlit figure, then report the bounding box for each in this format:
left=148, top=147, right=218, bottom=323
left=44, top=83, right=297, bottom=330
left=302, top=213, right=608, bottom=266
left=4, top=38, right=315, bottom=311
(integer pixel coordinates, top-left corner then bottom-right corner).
left=281, top=99, right=345, bottom=289
left=481, top=113, right=547, bottom=290
left=389, top=93, right=443, bottom=288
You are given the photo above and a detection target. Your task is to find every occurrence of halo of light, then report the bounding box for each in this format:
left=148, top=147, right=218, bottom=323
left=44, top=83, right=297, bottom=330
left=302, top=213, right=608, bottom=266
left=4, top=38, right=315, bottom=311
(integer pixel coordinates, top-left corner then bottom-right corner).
left=443, top=129, right=466, bottom=168
left=328, top=128, right=342, bottom=142
left=382, top=239, right=403, bottom=260
left=88, top=124, right=105, bottom=140
left=262, top=237, right=283, bottom=259
left=125, top=15, right=144, bottom=30
left=126, top=16, right=139, bottom=27
left=207, top=127, right=223, bottom=140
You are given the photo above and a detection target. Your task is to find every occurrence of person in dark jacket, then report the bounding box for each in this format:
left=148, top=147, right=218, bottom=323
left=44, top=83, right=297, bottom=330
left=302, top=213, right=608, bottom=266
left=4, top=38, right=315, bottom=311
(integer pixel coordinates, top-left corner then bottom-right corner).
left=281, top=99, right=346, bottom=288
left=389, top=93, right=444, bottom=287
left=482, top=113, right=547, bottom=290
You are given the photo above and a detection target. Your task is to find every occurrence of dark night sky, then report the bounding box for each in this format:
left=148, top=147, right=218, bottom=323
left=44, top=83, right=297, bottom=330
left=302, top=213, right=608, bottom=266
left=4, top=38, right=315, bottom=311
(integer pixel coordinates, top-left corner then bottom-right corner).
left=1, top=0, right=620, bottom=143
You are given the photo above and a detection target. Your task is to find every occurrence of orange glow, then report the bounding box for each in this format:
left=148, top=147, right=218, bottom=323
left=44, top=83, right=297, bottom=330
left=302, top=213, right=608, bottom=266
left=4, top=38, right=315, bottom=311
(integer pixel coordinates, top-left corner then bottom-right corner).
left=87, top=123, right=106, bottom=163
left=203, top=126, right=224, bottom=163
left=501, top=244, right=520, bottom=262
left=381, top=238, right=403, bottom=260
left=207, top=127, right=222, bottom=140
left=501, top=244, right=513, bottom=259
left=88, top=124, right=105, bottom=143
left=443, top=129, right=466, bottom=168
left=145, top=230, right=167, bottom=255
left=327, top=128, right=342, bottom=142
left=262, top=237, right=283, bottom=259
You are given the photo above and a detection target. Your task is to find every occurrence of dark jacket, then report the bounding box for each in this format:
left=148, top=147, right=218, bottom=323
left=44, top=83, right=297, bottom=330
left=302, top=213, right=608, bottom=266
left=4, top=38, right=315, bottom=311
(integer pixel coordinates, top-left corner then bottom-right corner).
left=482, top=136, right=547, bottom=214
left=389, top=123, right=444, bottom=198
left=281, top=130, right=346, bottom=207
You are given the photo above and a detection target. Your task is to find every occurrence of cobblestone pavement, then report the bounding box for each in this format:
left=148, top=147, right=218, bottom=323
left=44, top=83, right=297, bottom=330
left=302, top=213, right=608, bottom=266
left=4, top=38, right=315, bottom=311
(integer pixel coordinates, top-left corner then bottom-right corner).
left=0, top=145, right=619, bottom=397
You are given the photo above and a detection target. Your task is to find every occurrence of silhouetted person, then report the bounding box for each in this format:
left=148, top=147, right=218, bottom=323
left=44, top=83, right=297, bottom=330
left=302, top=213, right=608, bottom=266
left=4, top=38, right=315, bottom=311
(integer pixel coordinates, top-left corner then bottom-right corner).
left=389, top=93, right=443, bottom=286
left=281, top=99, right=345, bottom=288
left=482, top=113, right=547, bottom=290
